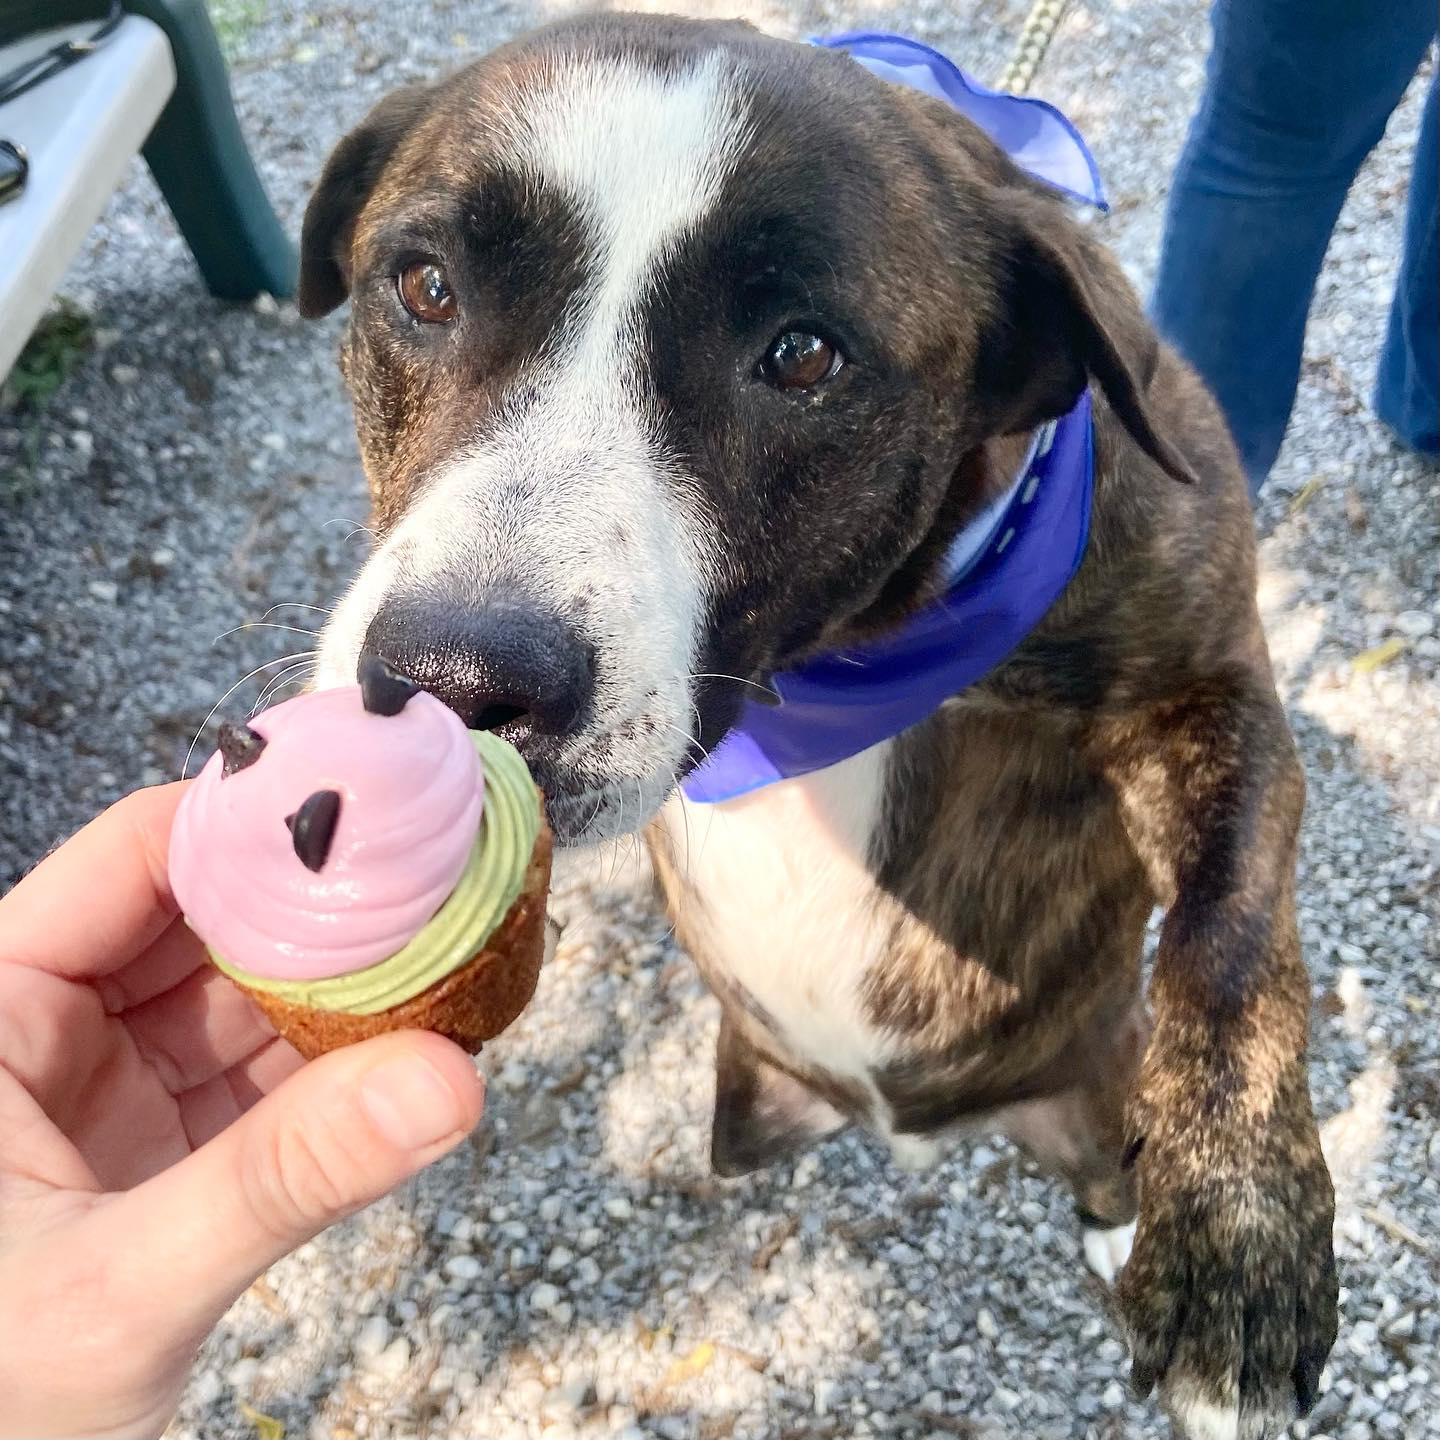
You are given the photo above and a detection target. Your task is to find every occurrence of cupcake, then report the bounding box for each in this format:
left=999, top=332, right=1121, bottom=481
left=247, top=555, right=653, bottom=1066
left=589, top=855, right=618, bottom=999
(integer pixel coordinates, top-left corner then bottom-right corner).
left=169, top=659, right=552, bottom=1059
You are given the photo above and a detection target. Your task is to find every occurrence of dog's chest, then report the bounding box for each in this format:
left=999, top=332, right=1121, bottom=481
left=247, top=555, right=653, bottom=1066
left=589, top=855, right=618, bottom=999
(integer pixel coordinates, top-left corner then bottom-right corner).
left=661, top=743, right=898, bottom=1088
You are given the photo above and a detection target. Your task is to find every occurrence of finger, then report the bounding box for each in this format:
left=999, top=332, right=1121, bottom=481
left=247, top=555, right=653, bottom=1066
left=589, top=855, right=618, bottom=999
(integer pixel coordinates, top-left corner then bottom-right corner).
left=0, top=784, right=188, bottom=980
left=0, top=1066, right=98, bottom=1194
left=122, top=965, right=276, bottom=1095
left=0, top=961, right=108, bottom=1100
left=176, top=1039, right=304, bottom=1148
left=94, top=1031, right=484, bottom=1337
left=96, top=915, right=210, bottom=1015
left=225, top=1034, right=306, bottom=1109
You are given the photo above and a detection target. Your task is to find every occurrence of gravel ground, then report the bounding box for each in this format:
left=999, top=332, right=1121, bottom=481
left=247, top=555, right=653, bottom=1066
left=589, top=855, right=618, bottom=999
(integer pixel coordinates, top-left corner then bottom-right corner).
left=1, top=3, right=1437, bottom=1438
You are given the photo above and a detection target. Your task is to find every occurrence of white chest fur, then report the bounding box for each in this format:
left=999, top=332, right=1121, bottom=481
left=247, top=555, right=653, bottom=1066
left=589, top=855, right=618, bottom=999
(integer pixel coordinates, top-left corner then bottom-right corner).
left=659, top=742, right=898, bottom=1095
left=656, top=744, right=1140, bottom=1276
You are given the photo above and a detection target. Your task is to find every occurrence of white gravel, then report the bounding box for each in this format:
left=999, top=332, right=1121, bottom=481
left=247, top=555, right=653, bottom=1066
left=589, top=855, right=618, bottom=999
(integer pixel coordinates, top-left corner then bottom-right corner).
left=1, top=3, right=1436, bottom=1439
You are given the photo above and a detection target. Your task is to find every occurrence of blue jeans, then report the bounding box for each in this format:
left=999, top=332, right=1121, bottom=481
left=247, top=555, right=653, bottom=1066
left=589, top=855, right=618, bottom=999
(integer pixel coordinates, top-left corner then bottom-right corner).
left=1152, top=0, right=1439, bottom=493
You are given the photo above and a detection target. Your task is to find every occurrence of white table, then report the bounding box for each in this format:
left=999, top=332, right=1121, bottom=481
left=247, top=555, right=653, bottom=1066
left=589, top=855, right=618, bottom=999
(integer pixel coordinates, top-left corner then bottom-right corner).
left=0, top=16, right=174, bottom=379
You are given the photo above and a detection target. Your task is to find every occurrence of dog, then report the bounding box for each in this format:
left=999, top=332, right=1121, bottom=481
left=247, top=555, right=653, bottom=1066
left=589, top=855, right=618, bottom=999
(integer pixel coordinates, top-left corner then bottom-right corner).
left=301, top=15, right=1338, bottom=1438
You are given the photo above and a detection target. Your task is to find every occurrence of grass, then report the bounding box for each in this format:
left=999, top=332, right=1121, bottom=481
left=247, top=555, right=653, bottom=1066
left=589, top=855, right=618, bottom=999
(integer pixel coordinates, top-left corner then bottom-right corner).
left=1, top=298, right=93, bottom=413
left=209, top=0, right=268, bottom=60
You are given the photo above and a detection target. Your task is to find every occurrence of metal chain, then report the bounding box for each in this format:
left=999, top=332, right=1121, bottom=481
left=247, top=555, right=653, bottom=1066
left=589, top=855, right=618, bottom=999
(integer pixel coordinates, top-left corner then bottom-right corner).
left=998, top=0, right=1073, bottom=95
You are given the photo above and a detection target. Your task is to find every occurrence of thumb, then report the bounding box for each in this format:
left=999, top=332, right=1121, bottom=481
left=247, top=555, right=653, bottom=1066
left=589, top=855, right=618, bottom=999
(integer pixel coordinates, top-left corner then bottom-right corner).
left=98, top=1030, right=484, bottom=1335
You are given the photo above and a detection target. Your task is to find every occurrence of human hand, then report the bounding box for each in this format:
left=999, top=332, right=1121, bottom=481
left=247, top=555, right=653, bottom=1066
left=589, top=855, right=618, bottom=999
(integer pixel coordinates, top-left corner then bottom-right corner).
left=0, top=784, right=486, bottom=1440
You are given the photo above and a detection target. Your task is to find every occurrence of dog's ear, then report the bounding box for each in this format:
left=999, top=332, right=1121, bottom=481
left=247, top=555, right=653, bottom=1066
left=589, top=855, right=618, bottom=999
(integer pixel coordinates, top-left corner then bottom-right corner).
left=973, top=196, right=1198, bottom=485
left=711, top=1017, right=846, bottom=1177
left=298, top=85, right=435, bottom=318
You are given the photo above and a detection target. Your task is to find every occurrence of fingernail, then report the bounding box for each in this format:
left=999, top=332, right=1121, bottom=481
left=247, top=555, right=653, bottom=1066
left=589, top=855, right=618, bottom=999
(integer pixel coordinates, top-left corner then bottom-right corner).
left=360, top=1053, right=479, bottom=1151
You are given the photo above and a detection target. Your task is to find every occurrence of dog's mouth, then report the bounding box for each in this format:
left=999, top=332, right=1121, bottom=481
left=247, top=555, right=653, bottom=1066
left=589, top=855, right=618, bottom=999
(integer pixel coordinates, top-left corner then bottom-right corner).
left=531, top=762, right=681, bottom=848
left=319, top=634, right=694, bottom=849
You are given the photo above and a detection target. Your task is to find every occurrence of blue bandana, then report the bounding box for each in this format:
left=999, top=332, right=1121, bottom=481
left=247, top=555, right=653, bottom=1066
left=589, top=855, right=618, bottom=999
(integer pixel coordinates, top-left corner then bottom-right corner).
left=683, top=33, right=1106, bottom=805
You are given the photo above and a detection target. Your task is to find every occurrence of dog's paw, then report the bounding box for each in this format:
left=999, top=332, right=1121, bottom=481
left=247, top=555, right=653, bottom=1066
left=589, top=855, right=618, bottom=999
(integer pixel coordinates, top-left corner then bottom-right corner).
left=888, top=1132, right=942, bottom=1172
left=1082, top=1218, right=1135, bottom=1286
left=1116, top=1114, right=1337, bottom=1440
left=1163, top=1380, right=1283, bottom=1440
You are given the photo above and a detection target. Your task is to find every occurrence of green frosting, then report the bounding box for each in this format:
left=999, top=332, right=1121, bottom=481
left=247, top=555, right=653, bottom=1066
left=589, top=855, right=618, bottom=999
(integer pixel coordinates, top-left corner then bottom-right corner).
left=210, top=731, right=540, bottom=1016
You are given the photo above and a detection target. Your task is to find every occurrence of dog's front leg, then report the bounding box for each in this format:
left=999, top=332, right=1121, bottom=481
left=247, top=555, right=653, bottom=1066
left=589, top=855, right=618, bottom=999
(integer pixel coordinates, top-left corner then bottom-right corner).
left=1090, top=681, right=1337, bottom=1440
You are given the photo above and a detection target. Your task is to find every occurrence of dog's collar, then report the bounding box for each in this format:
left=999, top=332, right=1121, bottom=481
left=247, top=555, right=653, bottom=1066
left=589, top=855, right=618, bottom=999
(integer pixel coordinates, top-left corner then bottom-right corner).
left=812, top=31, right=1107, bottom=210
left=683, top=35, right=1103, bottom=805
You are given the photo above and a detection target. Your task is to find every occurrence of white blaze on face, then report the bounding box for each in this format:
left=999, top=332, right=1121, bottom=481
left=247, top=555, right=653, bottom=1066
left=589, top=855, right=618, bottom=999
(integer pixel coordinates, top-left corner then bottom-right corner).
left=318, top=53, right=753, bottom=837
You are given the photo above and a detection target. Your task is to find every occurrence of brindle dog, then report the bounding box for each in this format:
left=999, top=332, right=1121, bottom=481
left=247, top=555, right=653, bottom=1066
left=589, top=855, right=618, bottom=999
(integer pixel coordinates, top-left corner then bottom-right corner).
left=300, top=15, right=1338, bottom=1437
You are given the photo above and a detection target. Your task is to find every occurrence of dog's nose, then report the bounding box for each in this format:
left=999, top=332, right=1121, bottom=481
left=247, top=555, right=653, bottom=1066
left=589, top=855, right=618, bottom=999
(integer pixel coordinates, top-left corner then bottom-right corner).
left=362, top=596, right=595, bottom=740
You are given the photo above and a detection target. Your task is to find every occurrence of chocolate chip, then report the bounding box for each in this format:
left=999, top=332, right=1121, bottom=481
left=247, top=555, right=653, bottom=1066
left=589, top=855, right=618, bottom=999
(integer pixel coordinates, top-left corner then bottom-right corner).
left=217, top=720, right=267, bottom=776
left=284, top=789, right=342, bottom=871
left=359, top=651, right=421, bottom=716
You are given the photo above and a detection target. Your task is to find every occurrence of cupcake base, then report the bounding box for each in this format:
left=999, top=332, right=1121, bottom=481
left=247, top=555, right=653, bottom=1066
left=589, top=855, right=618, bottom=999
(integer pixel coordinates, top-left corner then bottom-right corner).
left=244, top=819, right=553, bottom=1059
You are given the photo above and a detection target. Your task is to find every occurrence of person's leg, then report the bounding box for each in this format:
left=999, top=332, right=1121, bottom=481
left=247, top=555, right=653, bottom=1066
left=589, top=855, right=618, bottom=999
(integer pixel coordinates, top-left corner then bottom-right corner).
left=1375, top=70, right=1439, bottom=455
left=1151, top=0, right=1437, bottom=491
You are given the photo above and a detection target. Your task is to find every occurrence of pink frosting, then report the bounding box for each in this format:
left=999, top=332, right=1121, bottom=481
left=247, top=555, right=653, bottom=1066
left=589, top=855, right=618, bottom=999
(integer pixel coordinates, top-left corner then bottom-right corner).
left=169, top=686, right=484, bottom=979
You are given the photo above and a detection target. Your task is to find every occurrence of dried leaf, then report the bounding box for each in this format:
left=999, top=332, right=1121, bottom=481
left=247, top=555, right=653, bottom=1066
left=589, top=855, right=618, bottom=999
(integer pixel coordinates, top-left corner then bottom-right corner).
left=903, top=1414, right=981, bottom=1437
left=828, top=1216, right=888, bottom=1244
left=662, top=1341, right=717, bottom=1387
left=238, top=1401, right=285, bottom=1440
left=1344, top=486, right=1368, bottom=533
left=1361, top=1206, right=1433, bottom=1253
left=636, top=1321, right=673, bottom=1353
left=247, top=1278, right=286, bottom=1317
left=717, top=1342, right=769, bottom=1373
left=1351, top=637, right=1407, bottom=674
left=752, top=1215, right=799, bottom=1271
left=548, top=1060, right=588, bottom=1094
left=1289, top=476, right=1323, bottom=511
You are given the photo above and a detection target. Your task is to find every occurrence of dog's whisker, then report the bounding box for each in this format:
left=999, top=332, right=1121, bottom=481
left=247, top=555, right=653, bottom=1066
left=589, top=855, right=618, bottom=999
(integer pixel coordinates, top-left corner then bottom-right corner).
left=211, top=620, right=321, bottom=646
left=653, top=722, right=713, bottom=888
left=670, top=778, right=717, bottom=891
left=688, top=671, right=774, bottom=699
left=582, top=786, right=606, bottom=843
left=596, top=785, right=619, bottom=888
left=322, top=517, right=378, bottom=546
left=603, top=802, right=624, bottom=889
left=623, top=776, right=645, bottom=880
left=181, top=651, right=318, bottom=779
left=258, top=601, right=333, bottom=619
left=659, top=719, right=710, bottom=771
left=250, top=657, right=318, bottom=715
left=605, top=780, right=634, bottom=890
left=668, top=768, right=696, bottom=889
left=655, top=777, right=711, bottom=934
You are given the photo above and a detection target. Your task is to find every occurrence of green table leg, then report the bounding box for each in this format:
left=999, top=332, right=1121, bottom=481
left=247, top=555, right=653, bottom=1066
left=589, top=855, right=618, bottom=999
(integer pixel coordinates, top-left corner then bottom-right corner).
left=134, top=0, right=298, bottom=299
left=0, top=0, right=297, bottom=299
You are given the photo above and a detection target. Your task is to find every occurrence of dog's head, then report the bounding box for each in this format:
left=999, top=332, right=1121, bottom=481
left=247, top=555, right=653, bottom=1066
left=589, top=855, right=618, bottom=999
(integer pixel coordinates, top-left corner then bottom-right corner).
left=305, top=14, right=1189, bottom=845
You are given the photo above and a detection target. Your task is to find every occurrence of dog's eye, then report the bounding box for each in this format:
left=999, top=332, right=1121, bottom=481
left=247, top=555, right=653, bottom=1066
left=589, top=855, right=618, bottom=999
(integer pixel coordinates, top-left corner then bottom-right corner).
left=759, top=331, right=842, bottom=390
left=397, top=261, right=456, bottom=324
